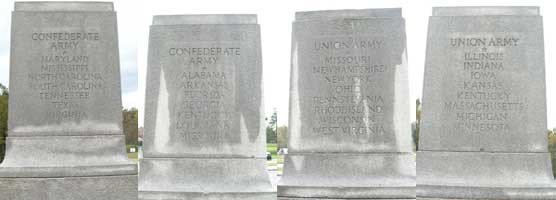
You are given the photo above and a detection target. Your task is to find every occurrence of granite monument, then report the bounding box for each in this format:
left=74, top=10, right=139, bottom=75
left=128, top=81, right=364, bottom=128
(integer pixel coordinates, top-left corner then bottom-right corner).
left=417, top=6, right=556, bottom=200
left=138, top=14, right=275, bottom=199
left=278, top=8, right=416, bottom=200
left=0, top=2, right=137, bottom=200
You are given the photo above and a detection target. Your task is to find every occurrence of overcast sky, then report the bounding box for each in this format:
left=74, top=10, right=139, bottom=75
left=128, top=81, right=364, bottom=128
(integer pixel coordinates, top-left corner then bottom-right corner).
left=0, top=0, right=554, bottom=129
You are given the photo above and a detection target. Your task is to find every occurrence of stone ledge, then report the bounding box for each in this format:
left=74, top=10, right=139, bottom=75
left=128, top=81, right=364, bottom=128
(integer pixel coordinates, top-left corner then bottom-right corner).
left=153, top=14, right=257, bottom=25
left=278, top=153, right=415, bottom=199
left=295, top=8, right=402, bottom=21
left=140, top=191, right=276, bottom=200
left=432, top=6, right=539, bottom=16
left=0, top=175, right=137, bottom=200
left=0, top=163, right=137, bottom=178
left=14, top=2, right=114, bottom=12
left=417, top=151, right=555, bottom=187
left=281, top=198, right=414, bottom=200
left=139, top=157, right=274, bottom=193
left=279, top=153, right=416, bottom=187
left=278, top=185, right=416, bottom=199
left=417, top=185, right=556, bottom=199
left=0, top=135, right=135, bottom=177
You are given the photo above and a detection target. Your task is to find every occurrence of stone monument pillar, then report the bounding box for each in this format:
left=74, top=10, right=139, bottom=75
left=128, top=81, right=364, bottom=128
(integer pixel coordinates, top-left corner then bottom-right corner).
left=0, top=2, right=137, bottom=200
left=418, top=6, right=556, bottom=200
left=138, top=15, right=275, bottom=200
left=278, top=8, right=416, bottom=200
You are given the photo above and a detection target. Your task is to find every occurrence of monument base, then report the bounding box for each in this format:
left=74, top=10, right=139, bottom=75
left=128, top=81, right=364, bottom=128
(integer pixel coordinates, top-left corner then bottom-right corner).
left=417, top=185, right=556, bottom=200
left=279, top=198, right=412, bottom=200
left=0, top=135, right=137, bottom=177
left=417, top=151, right=556, bottom=199
left=139, top=157, right=275, bottom=200
left=278, top=153, right=416, bottom=199
left=140, top=192, right=276, bottom=200
left=0, top=175, right=137, bottom=200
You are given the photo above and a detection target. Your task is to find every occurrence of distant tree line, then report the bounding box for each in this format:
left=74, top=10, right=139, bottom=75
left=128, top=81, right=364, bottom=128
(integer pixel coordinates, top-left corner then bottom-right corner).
left=412, top=99, right=421, bottom=151
left=122, top=108, right=138, bottom=146
left=548, top=129, right=556, bottom=175
left=0, top=84, right=8, bottom=162
left=266, top=109, right=288, bottom=149
left=266, top=110, right=277, bottom=143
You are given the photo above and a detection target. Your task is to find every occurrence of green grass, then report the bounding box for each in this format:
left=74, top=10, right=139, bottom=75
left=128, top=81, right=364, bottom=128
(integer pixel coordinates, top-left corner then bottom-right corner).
left=267, top=143, right=277, bottom=158
left=267, top=143, right=286, bottom=165
left=266, top=143, right=285, bottom=173
left=127, top=152, right=138, bottom=160
left=266, top=143, right=285, bottom=174
left=126, top=144, right=138, bottom=162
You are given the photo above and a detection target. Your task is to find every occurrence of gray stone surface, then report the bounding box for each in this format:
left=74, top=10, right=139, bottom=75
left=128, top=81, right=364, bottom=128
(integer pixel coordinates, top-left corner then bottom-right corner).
left=418, top=152, right=554, bottom=187
left=418, top=6, right=556, bottom=199
left=0, top=2, right=137, bottom=199
left=10, top=2, right=123, bottom=137
left=420, top=7, right=546, bottom=153
left=279, top=153, right=415, bottom=199
left=140, top=193, right=275, bottom=200
left=14, top=1, right=114, bottom=11
left=432, top=6, right=539, bottom=16
left=417, top=185, right=556, bottom=200
left=288, top=8, right=412, bottom=154
left=279, top=8, right=415, bottom=199
left=139, top=158, right=274, bottom=196
left=0, top=135, right=136, bottom=177
left=153, top=14, right=257, bottom=25
left=140, top=14, right=274, bottom=199
left=0, top=175, right=137, bottom=200
left=295, top=8, right=401, bottom=21
left=143, top=14, right=265, bottom=158
left=281, top=198, right=411, bottom=200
